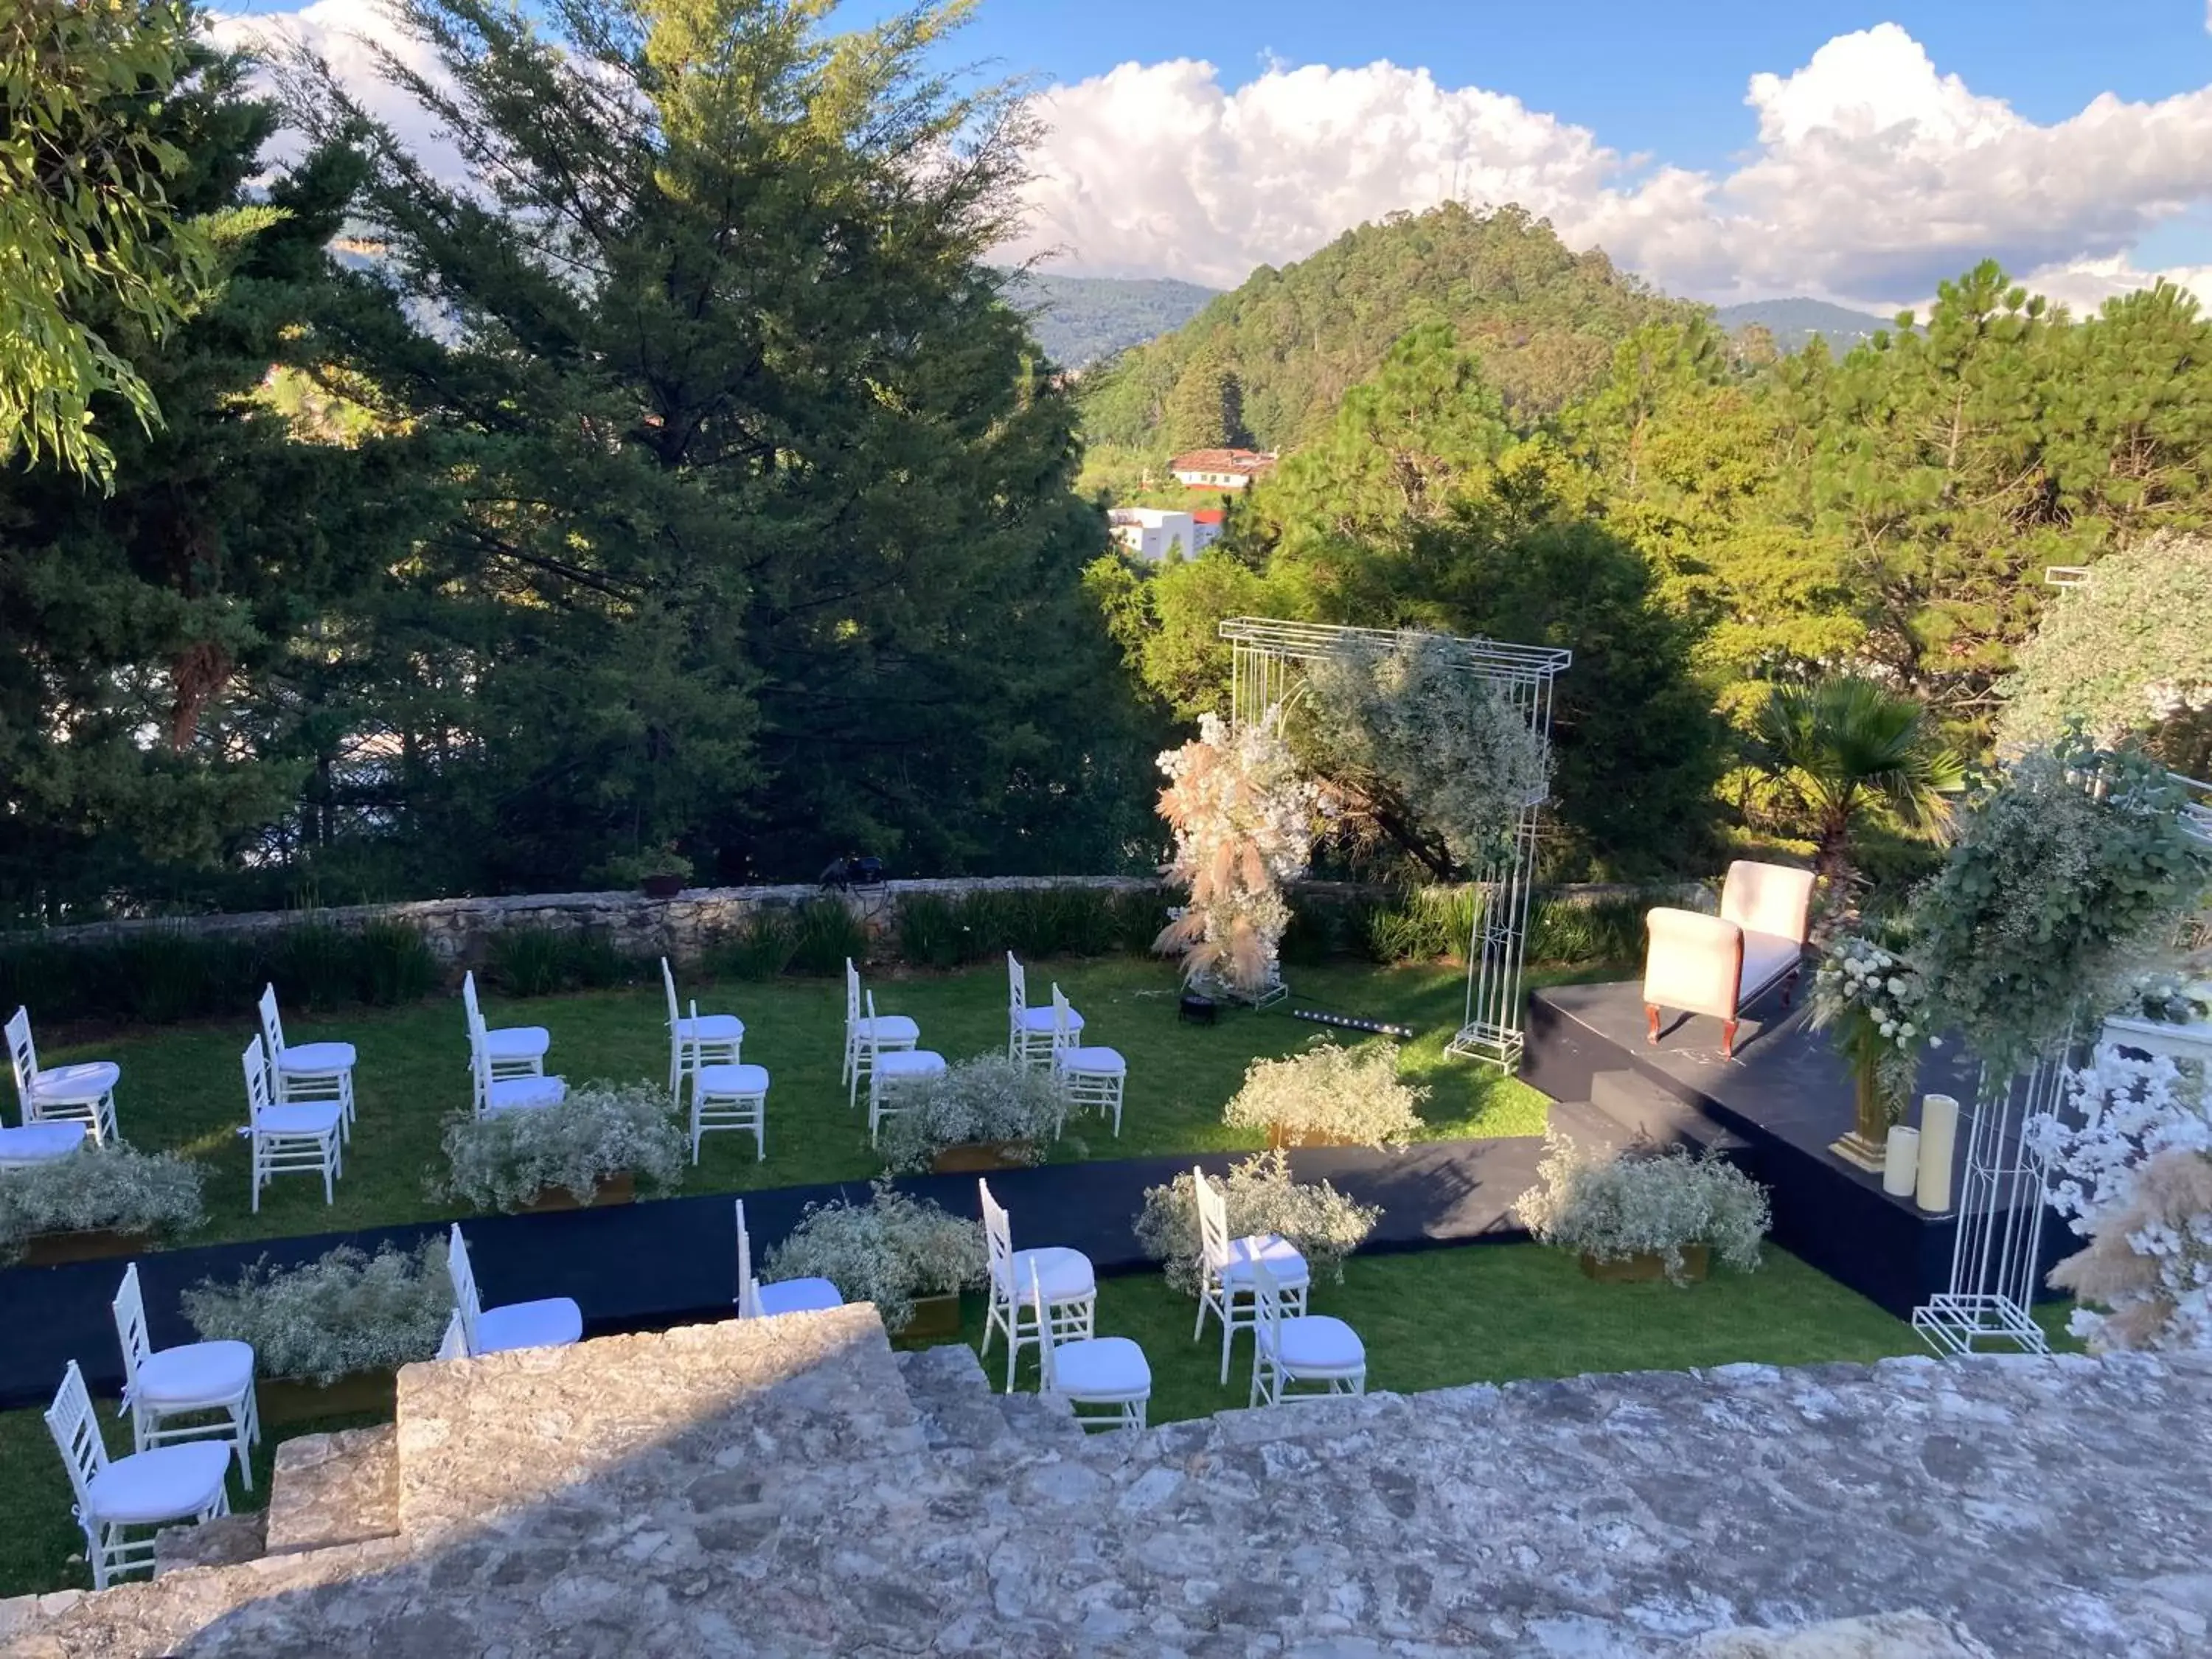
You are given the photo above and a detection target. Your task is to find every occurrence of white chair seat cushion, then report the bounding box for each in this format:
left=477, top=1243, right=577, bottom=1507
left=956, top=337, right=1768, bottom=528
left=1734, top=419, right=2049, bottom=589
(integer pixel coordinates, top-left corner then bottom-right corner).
left=84, top=1441, right=232, bottom=1525
left=275, top=1041, right=356, bottom=1074
left=135, top=1340, right=255, bottom=1406
left=1262, top=1314, right=1366, bottom=1371
left=874, top=1049, right=945, bottom=1079
left=1217, top=1234, right=1312, bottom=1290
left=484, top=1025, right=551, bottom=1058
left=998, top=1245, right=1096, bottom=1301
left=676, top=1014, right=746, bottom=1042
left=1054, top=1046, right=1124, bottom=1076
left=0, top=1121, right=86, bottom=1163
left=1739, top=930, right=1804, bottom=1002
left=696, top=1062, right=770, bottom=1096
left=30, top=1061, right=119, bottom=1102
left=754, top=1278, right=844, bottom=1316
left=1016, top=1006, right=1082, bottom=1033
left=855, top=1015, right=920, bottom=1044
left=254, top=1102, right=344, bottom=1136
left=487, top=1075, right=567, bottom=1113
left=473, top=1297, right=584, bottom=1354
left=1051, top=1335, right=1151, bottom=1397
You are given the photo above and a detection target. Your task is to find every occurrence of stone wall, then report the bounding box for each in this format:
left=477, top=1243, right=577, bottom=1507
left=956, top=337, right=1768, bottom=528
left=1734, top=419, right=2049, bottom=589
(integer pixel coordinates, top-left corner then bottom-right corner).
left=7, top=875, right=1161, bottom=975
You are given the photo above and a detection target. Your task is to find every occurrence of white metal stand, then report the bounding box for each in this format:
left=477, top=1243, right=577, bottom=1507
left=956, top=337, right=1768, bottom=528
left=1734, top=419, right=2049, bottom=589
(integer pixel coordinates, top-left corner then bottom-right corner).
left=1911, top=1051, right=2065, bottom=1355
left=1220, top=617, right=1571, bottom=1071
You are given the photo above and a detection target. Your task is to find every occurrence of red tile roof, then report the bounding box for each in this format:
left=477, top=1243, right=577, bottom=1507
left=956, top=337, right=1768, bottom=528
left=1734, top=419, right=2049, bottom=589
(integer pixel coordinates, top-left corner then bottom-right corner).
left=1193, top=509, right=1225, bottom=524
left=1169, top=448, right=1275, bottom=476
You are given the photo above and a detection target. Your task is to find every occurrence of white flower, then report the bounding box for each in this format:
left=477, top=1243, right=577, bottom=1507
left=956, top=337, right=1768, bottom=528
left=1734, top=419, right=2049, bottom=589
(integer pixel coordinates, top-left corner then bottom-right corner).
left=1899, top=1023, right=1915, bottom=1039
left=1887, top=977, right=1907, bottom=997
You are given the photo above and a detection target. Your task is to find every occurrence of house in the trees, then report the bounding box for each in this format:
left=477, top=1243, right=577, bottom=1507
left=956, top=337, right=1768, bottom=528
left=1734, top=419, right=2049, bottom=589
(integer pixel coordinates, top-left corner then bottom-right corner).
left=1167, top=448, right=1276, bottom=490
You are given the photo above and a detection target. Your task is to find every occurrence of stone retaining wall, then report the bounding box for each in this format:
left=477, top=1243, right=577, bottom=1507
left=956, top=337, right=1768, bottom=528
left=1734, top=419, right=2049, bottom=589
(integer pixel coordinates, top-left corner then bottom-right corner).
left=7, top=875, right=1161, bottom=974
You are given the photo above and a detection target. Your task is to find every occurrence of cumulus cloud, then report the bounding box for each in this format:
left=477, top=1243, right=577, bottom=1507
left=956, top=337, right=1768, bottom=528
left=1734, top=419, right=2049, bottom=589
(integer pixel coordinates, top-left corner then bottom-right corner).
left=1013, top=24, right=2212, bottom=312
left=208, top=8, right=2212, bottom=313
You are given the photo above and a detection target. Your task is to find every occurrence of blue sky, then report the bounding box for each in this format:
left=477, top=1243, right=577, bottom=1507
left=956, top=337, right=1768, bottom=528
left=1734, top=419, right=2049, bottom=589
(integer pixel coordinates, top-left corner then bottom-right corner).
left=219, top=1, right=2212, bottom=306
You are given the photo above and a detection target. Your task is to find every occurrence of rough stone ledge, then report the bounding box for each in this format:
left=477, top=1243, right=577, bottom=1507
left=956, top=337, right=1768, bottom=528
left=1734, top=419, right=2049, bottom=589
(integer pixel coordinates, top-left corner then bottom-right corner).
left=152, top=1512, right=265, bottom=1580
left=264, top=1426, right=397, bottom=1557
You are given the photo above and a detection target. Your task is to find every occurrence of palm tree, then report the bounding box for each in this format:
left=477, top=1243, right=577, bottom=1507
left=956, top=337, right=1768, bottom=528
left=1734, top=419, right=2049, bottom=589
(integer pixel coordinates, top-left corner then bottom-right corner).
left=1754, top=678, right=1966, bottom=897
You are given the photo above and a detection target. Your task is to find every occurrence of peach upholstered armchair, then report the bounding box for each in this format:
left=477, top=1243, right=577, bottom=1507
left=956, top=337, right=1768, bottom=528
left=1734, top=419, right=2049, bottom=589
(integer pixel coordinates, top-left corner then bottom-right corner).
left=1642, top=861, right=1815, bottom=1058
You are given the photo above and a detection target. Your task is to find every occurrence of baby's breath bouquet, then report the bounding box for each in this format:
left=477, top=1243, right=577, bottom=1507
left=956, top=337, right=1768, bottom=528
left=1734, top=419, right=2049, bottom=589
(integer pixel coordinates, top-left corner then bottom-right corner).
left=1812, top=928, right=1936, bottom=1163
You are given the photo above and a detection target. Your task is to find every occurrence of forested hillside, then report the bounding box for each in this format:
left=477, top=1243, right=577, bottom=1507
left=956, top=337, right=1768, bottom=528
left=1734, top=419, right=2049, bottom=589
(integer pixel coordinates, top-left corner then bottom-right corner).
left=1712, top=297, right=1889, bottom=353
left=1007, top=273, right=1217, bottom=368
left=1077, top=204, right=1696, bottom=468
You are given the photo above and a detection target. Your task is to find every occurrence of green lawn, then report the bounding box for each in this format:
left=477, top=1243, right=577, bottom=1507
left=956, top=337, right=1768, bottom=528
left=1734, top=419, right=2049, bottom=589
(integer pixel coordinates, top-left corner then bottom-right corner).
left=36, top=959, right=1551, bottom=1253
left=0, top=1237, right=2074, bottom=1600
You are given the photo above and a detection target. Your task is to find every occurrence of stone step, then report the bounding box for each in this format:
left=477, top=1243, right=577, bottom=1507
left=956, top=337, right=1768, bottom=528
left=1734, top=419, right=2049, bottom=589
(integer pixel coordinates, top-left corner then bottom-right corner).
left=265, top=1425, right=400, bottom=1557
left=896, top=1341, right=1088, bottom=1458
left=1589, top=1069, right=1749, bottom=1155
left=1545, top=1096, right=1632, bottom=1152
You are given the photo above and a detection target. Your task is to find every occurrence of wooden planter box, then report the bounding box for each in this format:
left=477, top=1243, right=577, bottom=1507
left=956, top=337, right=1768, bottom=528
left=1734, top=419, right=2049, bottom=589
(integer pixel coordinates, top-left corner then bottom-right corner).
left=257, top=1368, right=399, bottom=1427
left=891, top=1293, right=961, bottom=1342
left=21, top=1228, right=155, bottom=1267
left=928, top=1141, right=1037, bottom=1175
left=1579, top=1244, right=1711, bottom=1284
left=515, top=1172, right=636, bottom=1213
left=1265, top=1124, right=1364, bottom=1152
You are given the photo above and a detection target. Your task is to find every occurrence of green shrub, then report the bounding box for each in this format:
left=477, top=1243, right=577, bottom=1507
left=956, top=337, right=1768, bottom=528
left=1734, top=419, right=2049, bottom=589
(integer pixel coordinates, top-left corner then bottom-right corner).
left=183, top=1241, right=451, bottom=1385
left=875, top=1054, right=1068, bottom=1174
left=440, top=1079, right=686, bottom=1209
left=1057, top=888, right=1122, bottom=957
left=787, top=898, right=869, bottom=976
left=268, top=924, right=366, bottom=1010
left=1135, top=1151, right=1380, bottom=1297
left=1516, top=1133, right=1771, bottom=1282
left=485, top=928, right=571, bottom=997
left=896, top=894, right=970, bottom=969
left=1527, top=894, right=1647, bottom=967
left=706, top=912, right=799, bottom=981
left=1109, top=887, right=1168, bottom=955
left=1365, top=886, right=1478, bottom=964
left=0, top=1146, right=207, bottom=1262
left=566, top=933, right=638, bottom=990
left=355, top=921, right=439, bottom=1005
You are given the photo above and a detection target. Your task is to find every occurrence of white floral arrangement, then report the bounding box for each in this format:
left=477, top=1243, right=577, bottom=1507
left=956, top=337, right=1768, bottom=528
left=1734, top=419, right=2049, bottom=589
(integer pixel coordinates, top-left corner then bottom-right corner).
left=440, top=1079, right=686, bottom=1211
left=1134, top=1150, right=1381, bottom=1297
left=765, top=1179, right=984, bottom=1332
left=2028, top=1043, right=2212, bottom=1351
left=1220, top=1038, right=1428, bottom=1149
left=182, top=1240, right=452, bottom=1386
left=1152, top=707, right=1326, bottom=998
left=1810, top=930, right=1937, bottom=1119
left=1514, top=1133, right=1771, bottom=1284
left=876, top=1054, right=1068, bottom=1174
left=0, top=1145, right=206, bottom=1262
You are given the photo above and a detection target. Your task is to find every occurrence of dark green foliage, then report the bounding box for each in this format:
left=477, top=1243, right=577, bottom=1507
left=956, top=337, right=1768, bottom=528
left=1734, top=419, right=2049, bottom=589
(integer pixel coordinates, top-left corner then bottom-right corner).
left=786, top=902, right=872, bottom=978
left=1526, top=895, right=1648, bottom=967
left=0, top=920, right=438, bottom=1025
left=1109, top=889, right=1169, bottom=956
left=1363, top=888, right=1480, bottom=964
left=483, top=931, right=572, bottom=999
left=894, top=896, right=970, bottom=970
left=702, top=913, right=799, bottom=983
left=1007, top=273, right=1217, bottom=369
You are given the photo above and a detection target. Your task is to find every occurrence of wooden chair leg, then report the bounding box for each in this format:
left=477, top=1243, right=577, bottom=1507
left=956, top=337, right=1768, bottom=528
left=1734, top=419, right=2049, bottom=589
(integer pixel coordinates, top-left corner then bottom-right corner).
left=1781, top=967, right=1801, bottom=1009
left=1644, top=1004, right=1661, bottom=1045
left=1722, top=1018, right=1739, bottom=1059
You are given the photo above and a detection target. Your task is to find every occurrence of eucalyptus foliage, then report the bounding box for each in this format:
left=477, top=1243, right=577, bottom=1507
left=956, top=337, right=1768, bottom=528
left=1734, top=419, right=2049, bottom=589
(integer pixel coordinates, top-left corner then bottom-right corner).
left=0, top=1146, right=205, bottom=1261
left=875, top=1054, right=1068, bottom=1174
left=1303, top=633, right=1551, bottom=874
left=440, top=1081, right=686, bottom=1211
left=765, top=1180, right=984, bottom=1333
left=182, top=1239, right=451, bottom=1385
left=1907, top=734, right=2211, bottom=1074
left=1134, top=1151, right=1381, bottom=1297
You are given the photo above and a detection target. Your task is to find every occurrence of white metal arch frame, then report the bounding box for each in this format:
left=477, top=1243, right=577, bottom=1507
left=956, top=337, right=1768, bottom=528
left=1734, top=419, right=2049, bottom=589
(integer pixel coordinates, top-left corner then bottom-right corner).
left=1219, top=616, right=1571, bottom=1071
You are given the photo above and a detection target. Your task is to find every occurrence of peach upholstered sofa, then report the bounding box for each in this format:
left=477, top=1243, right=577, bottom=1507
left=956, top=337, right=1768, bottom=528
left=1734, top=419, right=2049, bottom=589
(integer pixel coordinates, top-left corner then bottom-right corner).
left=1642, top=860, right=1816, bottom=1059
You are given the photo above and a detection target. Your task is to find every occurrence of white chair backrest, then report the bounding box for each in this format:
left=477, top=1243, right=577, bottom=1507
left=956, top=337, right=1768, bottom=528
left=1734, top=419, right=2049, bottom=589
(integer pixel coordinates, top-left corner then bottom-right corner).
left=1720, top=860, right=1815, bottom=945
left=844, top=959, right=861, bottom=1032
left=1029, top=1262, right=1057, bottom=1392
left=257, top=984, right=287, bottom=1061
left=462, top=970, right=483, bottom=1025
left=863, top=988, right=886, bottom=1054
left=7, top=1006, right=38, bottom=1103
left=111, top=1262, right=153, bottom=1392
left=733, top=1199, right=759, bottom=1316
left=980, top=1179, right=1012, bottom=1288
left=1007, top=953, right=1028, bottom=1019
left=447, top=1224, right=482, bottom=1352
left=661, top=957, right=681, bottom=1031
left=436, top=1310, right=467, bottom=1362
left=1193, top=1166, right=1229, bottom=1271
left=1051, top=985, right=1075, bottom=1042
left=1251, top=1258, right=1286, bottom=1340
left=45, top=1360, right=108, bottom=1507
left=242, top=1037, right=274, bottom=1126
left=465, top=1009, right=493, bottom=1111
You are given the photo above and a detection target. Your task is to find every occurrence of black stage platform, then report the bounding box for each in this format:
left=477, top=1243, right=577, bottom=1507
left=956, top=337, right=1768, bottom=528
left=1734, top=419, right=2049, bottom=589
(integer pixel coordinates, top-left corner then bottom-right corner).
left=1523, top=978, right=2075, bottom=1320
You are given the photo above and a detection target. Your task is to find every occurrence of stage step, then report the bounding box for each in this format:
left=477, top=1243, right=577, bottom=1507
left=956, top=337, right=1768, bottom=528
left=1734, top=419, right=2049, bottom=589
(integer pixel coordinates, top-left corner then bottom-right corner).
left=1545, top=1098, right=1632, bottom=1152
left=1588, top=1070, right=1748, bottom=1155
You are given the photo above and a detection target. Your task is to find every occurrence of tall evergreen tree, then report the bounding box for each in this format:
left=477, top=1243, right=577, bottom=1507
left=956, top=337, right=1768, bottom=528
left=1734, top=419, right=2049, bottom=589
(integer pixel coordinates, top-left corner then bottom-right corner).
left=296, top=0, right=1146, bottom=884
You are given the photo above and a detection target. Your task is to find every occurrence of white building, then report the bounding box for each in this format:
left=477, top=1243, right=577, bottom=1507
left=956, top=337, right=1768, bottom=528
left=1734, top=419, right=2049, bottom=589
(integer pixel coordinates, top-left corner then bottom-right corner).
left=1107, top=507, right=1223, bottom=563
left=1167, top=448, right=1276, bottom=490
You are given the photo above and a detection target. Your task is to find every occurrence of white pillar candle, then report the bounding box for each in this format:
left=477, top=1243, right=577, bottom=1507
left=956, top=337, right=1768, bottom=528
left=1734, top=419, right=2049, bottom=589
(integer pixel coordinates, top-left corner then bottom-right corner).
left=1917, top=1093, right=1959, bottom=1213
left=1883, top=1126, right=1921, bottom=1197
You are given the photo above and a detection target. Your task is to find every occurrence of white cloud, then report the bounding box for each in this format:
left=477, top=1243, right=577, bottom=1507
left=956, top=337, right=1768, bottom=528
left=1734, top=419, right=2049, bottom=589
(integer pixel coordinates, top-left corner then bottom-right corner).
left=1012, top=25, right=2212, bottom=313
left=208, top=9, right=2212, bottom=313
